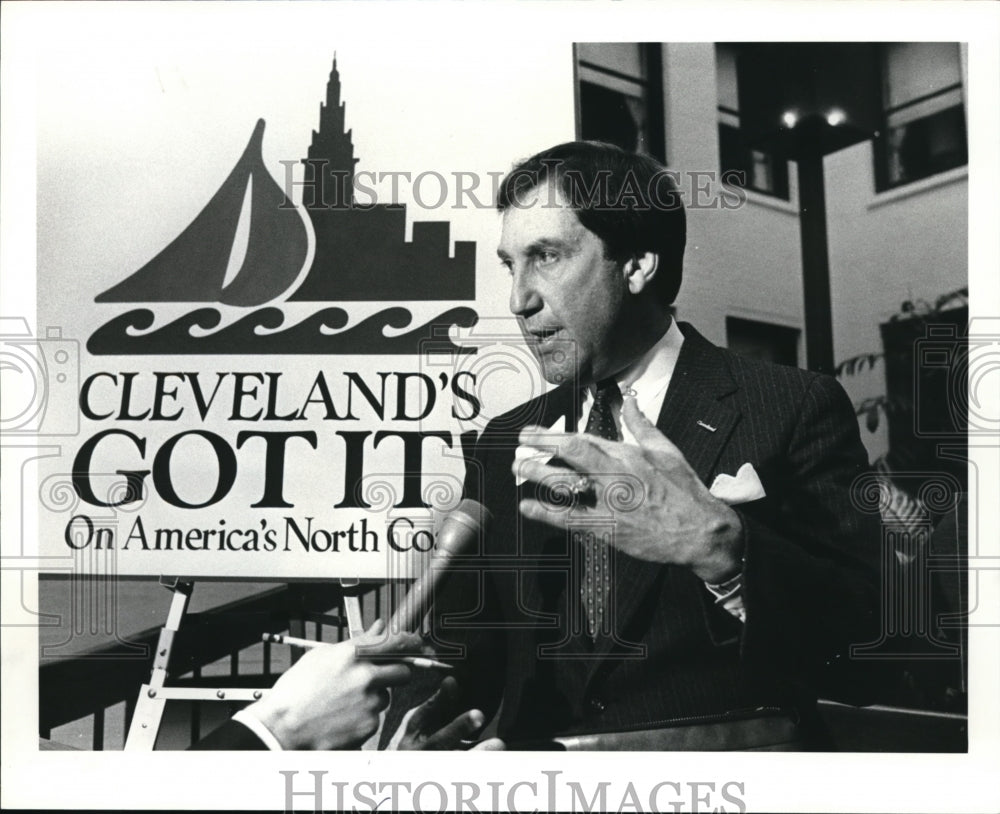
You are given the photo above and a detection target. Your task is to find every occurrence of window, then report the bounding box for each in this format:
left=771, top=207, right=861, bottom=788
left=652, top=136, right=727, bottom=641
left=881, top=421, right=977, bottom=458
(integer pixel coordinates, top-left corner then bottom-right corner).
left=716, top=44, right=790, bottom=201
left=575, top=43, right=665, bottom=161
left=726, top=317, right=799, bottom=367
left=874, top=43, right=967, bottom=191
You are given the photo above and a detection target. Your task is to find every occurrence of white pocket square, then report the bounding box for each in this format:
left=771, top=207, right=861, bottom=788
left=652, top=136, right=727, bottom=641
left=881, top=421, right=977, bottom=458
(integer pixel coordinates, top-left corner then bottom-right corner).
left=514, top=415, right=566, bottom=486
left=709, top=462, right=766, bottom=505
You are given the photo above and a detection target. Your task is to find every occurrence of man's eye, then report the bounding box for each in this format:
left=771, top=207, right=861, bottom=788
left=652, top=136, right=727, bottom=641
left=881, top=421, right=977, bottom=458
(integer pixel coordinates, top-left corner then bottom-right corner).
left=536, top=251, right=558, bottom=266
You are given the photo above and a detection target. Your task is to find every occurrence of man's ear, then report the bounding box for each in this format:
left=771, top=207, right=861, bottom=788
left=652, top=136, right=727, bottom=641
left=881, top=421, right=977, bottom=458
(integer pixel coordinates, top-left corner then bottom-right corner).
left=623, top=251, right=659, bottom=294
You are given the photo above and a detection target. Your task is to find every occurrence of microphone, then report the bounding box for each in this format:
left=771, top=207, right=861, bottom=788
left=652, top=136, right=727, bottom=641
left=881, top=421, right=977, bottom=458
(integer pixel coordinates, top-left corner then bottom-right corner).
left=388, top=499, right=492, bottom=632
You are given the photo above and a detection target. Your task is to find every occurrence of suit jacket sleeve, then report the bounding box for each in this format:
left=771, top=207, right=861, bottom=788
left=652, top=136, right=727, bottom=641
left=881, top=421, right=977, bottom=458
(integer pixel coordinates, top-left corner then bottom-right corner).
left=737, top=372, right=883, bottom=704
left=188, top=718, right=268, bottom=750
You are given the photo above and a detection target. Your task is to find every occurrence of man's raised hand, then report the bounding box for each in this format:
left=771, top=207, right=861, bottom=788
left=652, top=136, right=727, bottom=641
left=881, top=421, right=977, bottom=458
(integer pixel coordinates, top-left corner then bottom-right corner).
left=514, top=396, right=743, bottom=584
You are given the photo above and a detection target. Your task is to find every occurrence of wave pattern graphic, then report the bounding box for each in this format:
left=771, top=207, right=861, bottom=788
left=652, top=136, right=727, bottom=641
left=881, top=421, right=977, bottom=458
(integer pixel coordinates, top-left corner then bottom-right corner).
left=87, top=307, right=479, bottom=355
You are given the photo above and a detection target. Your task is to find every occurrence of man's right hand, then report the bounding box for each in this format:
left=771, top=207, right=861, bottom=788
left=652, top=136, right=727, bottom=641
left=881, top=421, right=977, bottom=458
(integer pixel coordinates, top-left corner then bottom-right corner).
left=245, top=620, right=421, bottom=750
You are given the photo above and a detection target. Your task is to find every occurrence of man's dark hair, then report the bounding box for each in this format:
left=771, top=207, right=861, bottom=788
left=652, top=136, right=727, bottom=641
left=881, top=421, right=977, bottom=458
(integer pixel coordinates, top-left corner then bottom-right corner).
left=496, top=141, right=686, bottom=306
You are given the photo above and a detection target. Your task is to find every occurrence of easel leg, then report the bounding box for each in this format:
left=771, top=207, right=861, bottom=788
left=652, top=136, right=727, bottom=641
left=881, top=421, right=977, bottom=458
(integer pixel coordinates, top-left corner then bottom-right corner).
left=123, top=578, right=192, bottom=751
left=124, top=684, right=167, bottom=750
left=341, top=582, right=384, bottom=750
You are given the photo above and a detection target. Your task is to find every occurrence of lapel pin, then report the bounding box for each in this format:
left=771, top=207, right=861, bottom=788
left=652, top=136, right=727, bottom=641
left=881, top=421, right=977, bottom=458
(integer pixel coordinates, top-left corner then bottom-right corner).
left=696, top=420, right=717, bottom=433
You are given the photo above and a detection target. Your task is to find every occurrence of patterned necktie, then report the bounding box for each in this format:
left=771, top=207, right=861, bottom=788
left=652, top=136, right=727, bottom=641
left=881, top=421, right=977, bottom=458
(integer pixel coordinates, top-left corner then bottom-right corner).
left=581, top=379, right=621, bottom=638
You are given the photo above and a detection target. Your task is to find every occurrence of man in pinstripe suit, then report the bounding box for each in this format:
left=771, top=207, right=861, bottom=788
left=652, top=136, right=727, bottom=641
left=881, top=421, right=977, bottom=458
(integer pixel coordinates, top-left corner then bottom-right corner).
left=430, top=141, right=882, bottom=749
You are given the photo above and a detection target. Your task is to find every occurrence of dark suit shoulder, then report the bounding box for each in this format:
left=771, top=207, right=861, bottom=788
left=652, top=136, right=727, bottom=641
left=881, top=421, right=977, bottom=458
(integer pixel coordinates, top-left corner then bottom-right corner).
left=721, top=347, right=816, bottom=386
left=722, top=349, right=854, bottom=420
left=677, top=321, right=816, bottom=393
left=479, top=384, right=575, bottom=442
left=702, top=330, right=815, bottom=388
left=675, top=323, right=857, bottom=446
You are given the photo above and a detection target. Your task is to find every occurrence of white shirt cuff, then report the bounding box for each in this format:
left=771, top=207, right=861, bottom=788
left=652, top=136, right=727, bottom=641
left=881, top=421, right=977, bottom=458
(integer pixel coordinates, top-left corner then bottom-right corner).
left=232, top=708, right=284, bottom=751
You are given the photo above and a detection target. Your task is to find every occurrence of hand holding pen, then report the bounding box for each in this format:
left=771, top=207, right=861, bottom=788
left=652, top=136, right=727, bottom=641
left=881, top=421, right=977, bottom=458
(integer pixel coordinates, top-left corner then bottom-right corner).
left=263, top=632, right=453, bottom=672
left=246, top=620, right=424, bottom=750
left=248, top=620, right=500, bottom=750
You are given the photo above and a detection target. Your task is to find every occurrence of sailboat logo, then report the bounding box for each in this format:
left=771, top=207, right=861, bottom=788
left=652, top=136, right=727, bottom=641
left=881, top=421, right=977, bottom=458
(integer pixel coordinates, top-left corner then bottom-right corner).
left=87, top=58, right=478, bottom=356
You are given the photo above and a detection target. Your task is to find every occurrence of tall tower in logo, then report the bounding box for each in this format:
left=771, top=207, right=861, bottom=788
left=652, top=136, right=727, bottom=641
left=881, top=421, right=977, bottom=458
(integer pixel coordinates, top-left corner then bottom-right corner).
left=304, top=55, right=359, bottom=207
left=289, top=59, right=476, bottom=302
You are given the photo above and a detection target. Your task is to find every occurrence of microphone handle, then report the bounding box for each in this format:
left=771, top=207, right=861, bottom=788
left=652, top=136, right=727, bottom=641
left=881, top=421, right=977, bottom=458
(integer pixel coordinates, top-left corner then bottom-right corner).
left=387, top=499, right=490, bottom=632
left=388, top=549, right=457, bottom=633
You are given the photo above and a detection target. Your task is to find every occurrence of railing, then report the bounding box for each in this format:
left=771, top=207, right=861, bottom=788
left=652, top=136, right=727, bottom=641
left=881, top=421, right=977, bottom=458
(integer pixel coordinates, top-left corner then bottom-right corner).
left=39, top=578, right=404, bottom=750
left=39, top=575, right=967, bottom=751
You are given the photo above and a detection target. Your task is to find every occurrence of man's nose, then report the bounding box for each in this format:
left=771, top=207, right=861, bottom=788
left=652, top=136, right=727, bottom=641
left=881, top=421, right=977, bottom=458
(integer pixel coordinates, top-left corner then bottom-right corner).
left=508, top=267, right=542, bottom=316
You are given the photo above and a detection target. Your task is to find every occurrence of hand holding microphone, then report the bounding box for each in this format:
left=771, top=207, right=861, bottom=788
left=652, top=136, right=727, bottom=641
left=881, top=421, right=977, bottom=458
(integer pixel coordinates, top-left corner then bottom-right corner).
left=231, top=501, right=492, bottom=750
left=381, top=498, right=501, bottom=749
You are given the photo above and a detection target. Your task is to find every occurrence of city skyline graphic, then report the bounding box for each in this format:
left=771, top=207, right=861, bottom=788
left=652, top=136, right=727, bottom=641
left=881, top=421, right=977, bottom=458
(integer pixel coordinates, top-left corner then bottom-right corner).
left=89, top=57, right=479, bottom=356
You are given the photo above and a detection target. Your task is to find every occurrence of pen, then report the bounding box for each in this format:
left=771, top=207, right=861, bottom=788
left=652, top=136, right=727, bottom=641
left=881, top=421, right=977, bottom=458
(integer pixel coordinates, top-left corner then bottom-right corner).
left=262, top=633, right=453, bottom=671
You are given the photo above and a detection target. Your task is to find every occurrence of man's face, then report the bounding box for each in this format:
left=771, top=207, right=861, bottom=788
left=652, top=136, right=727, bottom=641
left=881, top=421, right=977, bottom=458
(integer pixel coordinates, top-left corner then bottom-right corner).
left=497, top=183, right=634, bottom=386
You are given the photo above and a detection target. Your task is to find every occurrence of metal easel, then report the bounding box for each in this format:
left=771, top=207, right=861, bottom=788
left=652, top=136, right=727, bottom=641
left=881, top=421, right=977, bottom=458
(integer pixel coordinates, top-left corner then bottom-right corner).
left=124, top=576, right=367, bottom=750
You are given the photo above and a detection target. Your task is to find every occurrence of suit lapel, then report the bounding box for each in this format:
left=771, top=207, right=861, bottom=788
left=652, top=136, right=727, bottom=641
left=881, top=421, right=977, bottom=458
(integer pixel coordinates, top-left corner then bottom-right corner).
left=654, top=323, right=741, bottom=483
left=591, top=323, right=743, bottom=662
left=511, top=385, right=580, bottom=621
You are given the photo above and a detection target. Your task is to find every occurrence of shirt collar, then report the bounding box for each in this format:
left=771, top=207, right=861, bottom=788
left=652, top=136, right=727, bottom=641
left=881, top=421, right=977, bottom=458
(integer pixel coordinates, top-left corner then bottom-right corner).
left=578, top=319, right=685, bottom=437
left=610, top=317, right=684, bottom=401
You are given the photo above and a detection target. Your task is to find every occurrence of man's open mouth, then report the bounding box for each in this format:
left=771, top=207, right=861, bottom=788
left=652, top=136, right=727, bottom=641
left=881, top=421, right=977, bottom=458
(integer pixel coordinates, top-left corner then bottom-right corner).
left=528, top=327, right=563, bottom=344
